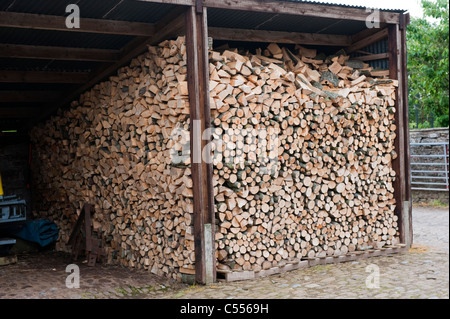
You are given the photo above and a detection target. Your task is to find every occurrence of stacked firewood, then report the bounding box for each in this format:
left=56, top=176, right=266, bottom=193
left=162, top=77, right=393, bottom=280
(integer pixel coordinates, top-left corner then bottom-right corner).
left=209, top=43, right=399, bottom=272
left=31, top=37, right=196, bottom=280
left=30, top=36, right=400, bottom=278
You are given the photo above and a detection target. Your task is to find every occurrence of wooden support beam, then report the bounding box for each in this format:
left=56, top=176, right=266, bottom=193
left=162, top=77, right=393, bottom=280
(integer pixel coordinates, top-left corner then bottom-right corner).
left=186, top=5, right=216, bottom=285
left=0, top=90, right=63, bottom=103
left=0, top=71, right=89, bottom=83
left=0, top=11, right=156, bottom=36
left=135, top=0, right=195, bottom=5
left=346, top=27, right=389, bottom=54
left=400, top=13, right=413, bottom=247
left=352, top=53, right=389, bottom=61
left=351, top=23, right=388, bottom=44
left=388, top=23, right=409, bottom=248
left=0, top=107, right=42, bottom=118
left=208, top=27, right=352, bottom=46
left=203, top=0, right=401, bottom=24
left=0, top=43, right=119, bottom=62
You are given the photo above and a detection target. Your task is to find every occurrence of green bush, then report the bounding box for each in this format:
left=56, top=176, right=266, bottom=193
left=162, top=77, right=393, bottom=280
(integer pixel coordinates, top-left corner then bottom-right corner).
left=435, top=114, right=449, bottom=128
left=418, top=121, right=432, bottom=129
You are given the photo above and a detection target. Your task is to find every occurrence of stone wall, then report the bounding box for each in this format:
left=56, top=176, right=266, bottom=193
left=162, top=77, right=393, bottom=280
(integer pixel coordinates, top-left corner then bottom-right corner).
left=410, top=128, right=449, bottom=144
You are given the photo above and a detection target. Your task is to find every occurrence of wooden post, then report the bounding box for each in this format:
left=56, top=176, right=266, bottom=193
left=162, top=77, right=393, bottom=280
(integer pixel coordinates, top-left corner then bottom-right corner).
left=400, top=13, right=413, bottom=247
left=185, top=4, right=216, bottom=285
left=389, top=23, right=411, bottom=248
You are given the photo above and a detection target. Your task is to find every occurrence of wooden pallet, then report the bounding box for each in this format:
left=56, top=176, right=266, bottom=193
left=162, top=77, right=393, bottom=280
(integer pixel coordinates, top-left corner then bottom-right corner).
left=0, top=255, right=17, bottom=266
left=217, top=244, right=407, bottom=282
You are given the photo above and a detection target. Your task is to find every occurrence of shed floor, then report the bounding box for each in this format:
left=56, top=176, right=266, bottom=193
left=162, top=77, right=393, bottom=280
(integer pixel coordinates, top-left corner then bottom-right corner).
left=0, top=250, right=186, bottom=299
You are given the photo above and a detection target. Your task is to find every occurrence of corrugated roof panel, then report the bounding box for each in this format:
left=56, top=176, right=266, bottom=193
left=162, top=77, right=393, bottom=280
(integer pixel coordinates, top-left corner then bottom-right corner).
left=0, top=27, right=133, bottom=50
left=76, top=0, right=124, bottom=19
left=0, top=0, right=15, bottom=11
left=351, top=37, right=389, bottom=69
left=278, top=0, right=406, bottom=12
left=2, top=0, right=76, bottom=15
left=207, top=8, right=368, bottom=35
left=101, top=1, right=177, bottom=23
left=1, top=0, right=177, bottom=23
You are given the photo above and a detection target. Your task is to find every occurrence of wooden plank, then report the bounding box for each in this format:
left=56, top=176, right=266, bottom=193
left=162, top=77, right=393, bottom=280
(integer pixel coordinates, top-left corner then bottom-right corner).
left=0, top=91, right=62, bottom=103
left=388, top=24, right=406, bottom=246
left=203, top=0, right=401, bottom=24
left=346, top=28, right=388, bottom=54
left=0, top=70, right=89, bottom=83
left=352, top=53, right=389, bottom=61
left=350, top=23, right=388, bottom=44
left=0, top=107, right=42, bottom=118
left=208, top=27, right=352, bottom=46
left=186, top=5, right=216, bottom=285
left=0, top=11, right=156, bottom=36
left=224, top=270, right=255, bottom=282
left=400, top=13, right=413, bottom=248
left=135, top=0, right=195, bottom=5
left=0, top=255, right=17, bottom=266
left=0, top=44, right=119, bottom=62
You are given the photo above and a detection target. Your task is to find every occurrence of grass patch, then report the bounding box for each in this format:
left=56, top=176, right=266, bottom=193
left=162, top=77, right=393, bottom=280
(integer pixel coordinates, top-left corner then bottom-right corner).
left=413, top=199, right=449, bottom=208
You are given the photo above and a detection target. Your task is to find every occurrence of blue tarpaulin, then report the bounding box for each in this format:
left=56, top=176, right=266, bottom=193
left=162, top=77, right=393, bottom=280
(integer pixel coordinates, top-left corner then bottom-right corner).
left=14, top=220, right=59, bottom=247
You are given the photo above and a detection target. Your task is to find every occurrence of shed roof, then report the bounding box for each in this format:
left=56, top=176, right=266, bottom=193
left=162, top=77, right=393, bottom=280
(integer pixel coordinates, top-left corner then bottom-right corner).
left=0, top=0, right=407, bottom=129
left=278, top=0, right=406, bottom=12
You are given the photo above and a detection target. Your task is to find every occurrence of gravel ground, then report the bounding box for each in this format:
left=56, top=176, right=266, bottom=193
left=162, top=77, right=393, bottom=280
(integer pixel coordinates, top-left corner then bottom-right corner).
left=412, top=205, right=449, bottom=252
left=0, top=206, right=448, bottom=299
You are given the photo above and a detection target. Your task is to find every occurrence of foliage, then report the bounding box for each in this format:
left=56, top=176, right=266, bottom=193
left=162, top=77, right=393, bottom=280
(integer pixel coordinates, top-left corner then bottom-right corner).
left=408, top=0, right=449, bottom=128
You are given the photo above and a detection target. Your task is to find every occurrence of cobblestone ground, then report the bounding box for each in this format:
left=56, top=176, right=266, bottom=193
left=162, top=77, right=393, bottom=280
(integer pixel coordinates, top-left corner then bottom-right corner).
left=0, top=206, right=448, bottom=299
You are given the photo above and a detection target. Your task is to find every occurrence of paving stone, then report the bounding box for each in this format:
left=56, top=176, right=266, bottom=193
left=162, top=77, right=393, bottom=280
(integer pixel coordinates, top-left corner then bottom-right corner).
left=0, top=206, right=448, bottom=299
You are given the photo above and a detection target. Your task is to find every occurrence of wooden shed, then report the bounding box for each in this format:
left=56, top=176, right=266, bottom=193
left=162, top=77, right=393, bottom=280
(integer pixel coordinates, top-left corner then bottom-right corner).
left=0, top=0, right=412, bottom=285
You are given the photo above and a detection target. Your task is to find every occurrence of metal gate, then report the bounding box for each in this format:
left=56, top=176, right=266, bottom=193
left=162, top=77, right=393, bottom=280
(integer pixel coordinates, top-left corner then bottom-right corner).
left=410, top=142, right=449, bottom=192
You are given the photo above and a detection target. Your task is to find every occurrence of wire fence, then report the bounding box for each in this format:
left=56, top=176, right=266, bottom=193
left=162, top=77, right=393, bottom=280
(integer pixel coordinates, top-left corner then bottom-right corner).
left=410, top=142, right=449, bottom=192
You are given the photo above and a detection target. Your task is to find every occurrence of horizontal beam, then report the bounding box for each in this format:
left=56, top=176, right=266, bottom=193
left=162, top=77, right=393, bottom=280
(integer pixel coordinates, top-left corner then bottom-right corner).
left=0, top=71, right=89, bottom=83
left=0, top=107, right=41, bottom=118
left=346, top=28, right=389, bottom=54
left=0, top=44, right=119, bottom=62
left=0, top=90, right=63, bottom=103
left=203, top=0, right=401, bottom=24
left=209, top=27, right=352, bottom=46
left=0, top=11, right=156, bottom=36
left=135, top=0, right=195, bottom=5
left=352, top=53, right=389, bottom=61
left=345, top=28, right=388, bottom=54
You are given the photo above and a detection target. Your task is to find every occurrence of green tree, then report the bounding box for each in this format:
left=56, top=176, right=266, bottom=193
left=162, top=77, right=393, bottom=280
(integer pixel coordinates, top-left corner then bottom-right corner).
left=408, top=0, right=449, bottom=127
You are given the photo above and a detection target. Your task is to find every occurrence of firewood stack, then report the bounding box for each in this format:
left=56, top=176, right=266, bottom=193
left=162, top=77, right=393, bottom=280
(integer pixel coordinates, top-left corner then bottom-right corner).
left=30, top=36, right=400, bottom=280
left=209, top=43, right=399, bottom=272
left=31, top=37, right=195, bottom=280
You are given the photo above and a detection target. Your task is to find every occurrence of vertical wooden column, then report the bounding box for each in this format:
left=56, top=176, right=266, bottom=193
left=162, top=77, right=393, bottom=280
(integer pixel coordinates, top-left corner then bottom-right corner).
left=400, top=13, right=413, bottom=246
left=389, top=22, right=412, bottom=248
left=185, top=4, right=216, bottom=285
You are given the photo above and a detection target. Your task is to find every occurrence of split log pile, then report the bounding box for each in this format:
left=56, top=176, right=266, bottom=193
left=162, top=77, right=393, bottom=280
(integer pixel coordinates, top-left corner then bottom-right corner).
left=31, top=37, right=196, bottom=281
left=209, top=43, right=400, bottom=272
left=30, top=36, right=401, bottom=279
